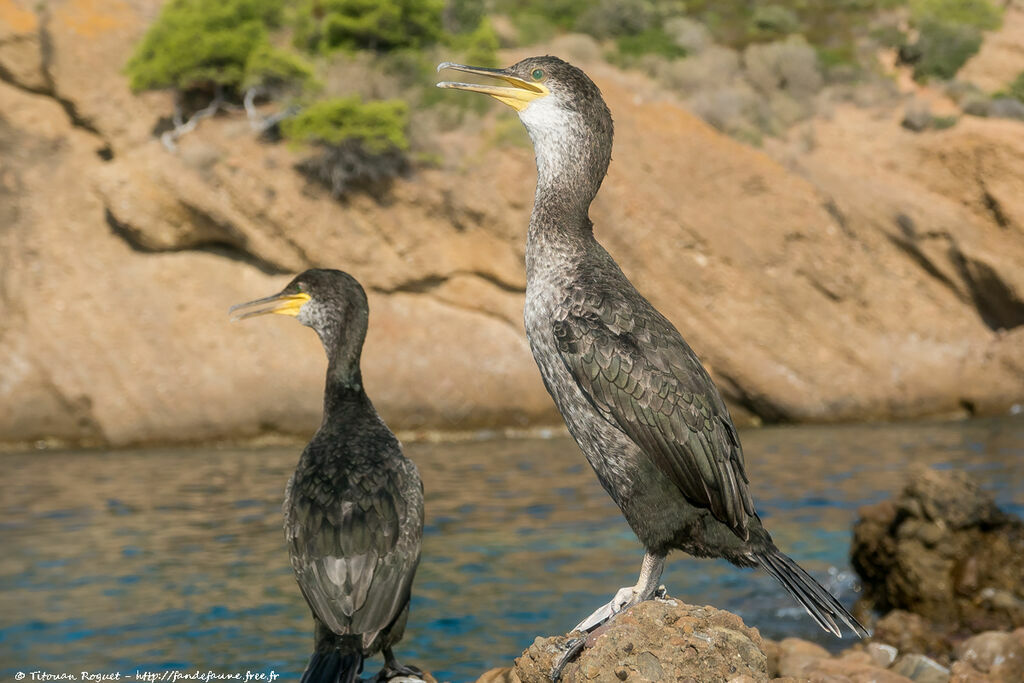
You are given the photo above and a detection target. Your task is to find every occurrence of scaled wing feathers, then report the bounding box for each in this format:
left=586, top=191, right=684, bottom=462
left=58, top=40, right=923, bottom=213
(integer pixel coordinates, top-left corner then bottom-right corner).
left=552, top=293, right=756, bottom=538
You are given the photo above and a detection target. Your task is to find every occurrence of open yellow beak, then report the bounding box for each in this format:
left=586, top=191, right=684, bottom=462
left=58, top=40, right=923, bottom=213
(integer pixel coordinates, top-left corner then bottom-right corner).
left=229, top=292, right=311, bottom=322
left=436, top=62, right=549, bottom=111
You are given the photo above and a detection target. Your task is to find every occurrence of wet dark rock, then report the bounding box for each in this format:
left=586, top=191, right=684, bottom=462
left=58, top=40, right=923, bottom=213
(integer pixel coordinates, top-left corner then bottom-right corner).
left=851, top=465, right=1024, bottom=642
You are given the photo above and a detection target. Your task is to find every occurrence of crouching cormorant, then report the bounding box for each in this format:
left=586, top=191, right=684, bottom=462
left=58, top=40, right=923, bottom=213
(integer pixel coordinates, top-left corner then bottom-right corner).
left=438, top=57, right=868, bottom=677
left=231, top=269, right=424, bottom=683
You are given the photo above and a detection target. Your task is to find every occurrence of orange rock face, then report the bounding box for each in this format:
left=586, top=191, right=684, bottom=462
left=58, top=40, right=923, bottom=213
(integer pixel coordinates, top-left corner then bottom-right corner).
left=1, top=1, right=1023, bottom=446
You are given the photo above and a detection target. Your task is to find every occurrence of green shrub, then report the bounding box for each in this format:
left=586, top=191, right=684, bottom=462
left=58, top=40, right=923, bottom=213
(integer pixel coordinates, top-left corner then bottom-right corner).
left=910, top=0, right=1003, bottom=30
left=511, top=12, right=557, bottom=45
left=242, top=44, right=319, bottom=94
left=747, top=5, right=801, bottom=40
left=294, top=0, right=444, bottom=52
left=442, top=0, right=485, bottom=34
left=283, top=97, right=411, bottom=198
left=1004, top=71, right=1024, bottom=103
left=282, top=97, right=409, bottom=151
left=617, top=28, right=688, bottom=59
left=126, top=0, right=284, bottom=92
left=495, top=0, right=591, bottom=30
left=574, top=0, right=655, bottom=39
left=910, top=18, right=983, bottom=80
left=454, top=17, right=500, bottom=67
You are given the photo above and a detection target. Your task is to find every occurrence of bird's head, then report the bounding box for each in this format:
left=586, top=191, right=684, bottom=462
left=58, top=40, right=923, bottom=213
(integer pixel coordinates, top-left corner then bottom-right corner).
left=230, top=269, right=369, bottom=362
left=438, top=56, right=613, bottom=208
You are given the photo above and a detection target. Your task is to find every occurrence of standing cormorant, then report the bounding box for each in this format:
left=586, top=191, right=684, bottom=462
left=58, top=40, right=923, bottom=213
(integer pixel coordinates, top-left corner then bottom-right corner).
left=231, top=269, right=425, bottom=683
left=438, top=57, right=868, bottom=676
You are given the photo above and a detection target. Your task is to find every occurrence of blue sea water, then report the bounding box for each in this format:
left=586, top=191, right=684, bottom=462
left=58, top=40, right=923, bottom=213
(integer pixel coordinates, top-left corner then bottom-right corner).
left=2, top=417, right=1022, bottom=681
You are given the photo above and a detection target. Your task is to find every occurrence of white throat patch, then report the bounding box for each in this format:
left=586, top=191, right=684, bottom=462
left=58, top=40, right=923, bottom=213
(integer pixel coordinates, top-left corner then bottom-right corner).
left=518, top=96, right=583, bottom=187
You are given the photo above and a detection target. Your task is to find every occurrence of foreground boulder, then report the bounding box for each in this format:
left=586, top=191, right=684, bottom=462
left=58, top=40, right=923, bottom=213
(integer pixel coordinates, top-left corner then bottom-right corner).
left=514, top=599, right=768, bottom=682
left=852, top=464, right=1024, bottom=655
left=474, top=594, right=1024, bottom=682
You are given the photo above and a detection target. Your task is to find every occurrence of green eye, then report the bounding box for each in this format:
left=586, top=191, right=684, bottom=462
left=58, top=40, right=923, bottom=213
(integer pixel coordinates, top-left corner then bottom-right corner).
left=531, top=68, right=544, bottom=81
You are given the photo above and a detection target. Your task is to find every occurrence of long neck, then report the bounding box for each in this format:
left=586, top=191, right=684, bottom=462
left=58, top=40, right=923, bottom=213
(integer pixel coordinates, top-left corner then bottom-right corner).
left=524, top=106, right=612, bottom=269
left=316, top=317, right=370, bottom=423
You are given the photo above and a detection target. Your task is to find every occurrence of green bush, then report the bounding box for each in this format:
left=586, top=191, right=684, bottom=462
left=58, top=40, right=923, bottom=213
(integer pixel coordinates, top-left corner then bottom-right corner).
left=574, top=0, right=655, bottom=39
left=511, top=12, right=557, bottom=45
left=454, top=17, right=500, bottom=67
left=910, top=0, right=1003, bottom=30
left=747, top=5, right=801, bottom=40
left=617, top=28, right=688, bottom=59
left=126, top=0, right=283, bottom=92
left=282, top=97, right=409, bottom=152
left=1004, top=71, right=1024, bottom=103
left=494, top=0, right=590, bottom=30
left=283, top=97, right=411, bottom=199
left=242, top=44, right=319, bottom=94
left=293, top=0, right=444, bottom=52
left=910, top=18, right=983, bottom=80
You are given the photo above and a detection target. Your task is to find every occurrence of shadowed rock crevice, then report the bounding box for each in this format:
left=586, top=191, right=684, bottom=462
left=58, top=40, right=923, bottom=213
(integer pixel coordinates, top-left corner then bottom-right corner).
left=371, top=273, right=523, bottom=332
left=982, top=188, right=1011, bottom=230
left=375, top=270, right=526, bottom=296
left=0, top=8, right=113, bottom=158
left=104, top=207, right=291, bottom=275
left=715, top=372, right=794, bottom=424
left=951, top=251, right=1024, bottom=332
left=888, top=214, right=964, bottom=298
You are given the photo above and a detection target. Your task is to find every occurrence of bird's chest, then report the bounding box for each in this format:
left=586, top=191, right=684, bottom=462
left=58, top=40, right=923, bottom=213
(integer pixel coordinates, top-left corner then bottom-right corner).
left=524, top=278, right=641, bottom=496
left=524, top=277, right=575, bottom=408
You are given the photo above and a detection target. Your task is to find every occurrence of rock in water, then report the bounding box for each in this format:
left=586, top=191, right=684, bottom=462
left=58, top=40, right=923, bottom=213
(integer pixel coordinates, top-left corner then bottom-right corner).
left=514, top=599, right=768, bottom=682
left=851, top=464, right=1024, bottom=637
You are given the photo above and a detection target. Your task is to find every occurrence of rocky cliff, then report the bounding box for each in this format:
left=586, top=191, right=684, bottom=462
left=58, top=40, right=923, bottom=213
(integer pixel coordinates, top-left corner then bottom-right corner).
left=2, top=0, right=1023, bottom=447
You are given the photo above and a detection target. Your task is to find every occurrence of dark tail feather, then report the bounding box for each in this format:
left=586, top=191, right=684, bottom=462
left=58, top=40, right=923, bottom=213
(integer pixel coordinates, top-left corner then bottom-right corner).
left=299, top=651, right=362, bottom=683
left=755, top=549, right=869, bottom=639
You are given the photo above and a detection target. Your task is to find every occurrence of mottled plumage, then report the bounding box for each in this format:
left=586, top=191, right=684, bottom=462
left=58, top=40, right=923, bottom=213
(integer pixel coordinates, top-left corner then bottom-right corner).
left=232, top=269, right=424, bottom=683
left=438, top=57, right=867, bottom=678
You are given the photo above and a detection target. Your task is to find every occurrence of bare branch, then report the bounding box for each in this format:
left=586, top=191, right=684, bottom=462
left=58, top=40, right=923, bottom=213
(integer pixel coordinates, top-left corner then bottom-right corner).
left=161, top=86, right=224, bottom=151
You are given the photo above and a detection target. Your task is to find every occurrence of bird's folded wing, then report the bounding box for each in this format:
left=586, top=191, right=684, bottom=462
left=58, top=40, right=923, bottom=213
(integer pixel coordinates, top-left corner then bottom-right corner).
left=552, top=304, right=756, bottom=538
left=286, top=469, right=420, bottom=647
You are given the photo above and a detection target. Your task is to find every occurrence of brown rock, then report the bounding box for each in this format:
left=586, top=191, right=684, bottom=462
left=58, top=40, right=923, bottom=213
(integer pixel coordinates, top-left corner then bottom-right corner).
left=514, top=599, right=767, bottom=683
left=872, top=611, right=950, bottom=663
left=852, top=468, right=1024, bottom=649
left=763, top=638, right=782, bottom=677
left=955, top=631, right=1024, bottom=682
left=867, top=643, right=900, bottom=669
left=891, top=654, right=950, bottom=683
left=476, top=668, right=521, bottom=683
left=776, top=637, right=831, bottom=678
left=804, top=657, right=914, bottom=682
left=948, top=661, right=990, bottom=683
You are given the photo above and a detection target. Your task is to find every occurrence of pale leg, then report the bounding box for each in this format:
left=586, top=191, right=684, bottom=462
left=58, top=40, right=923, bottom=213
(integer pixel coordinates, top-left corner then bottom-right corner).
left=550, top=552, right=666, bottom=680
